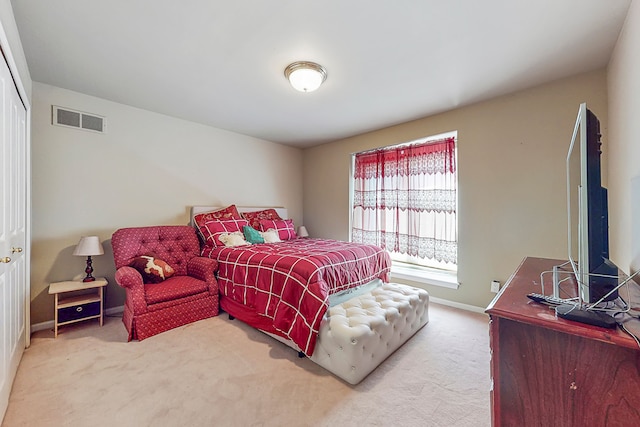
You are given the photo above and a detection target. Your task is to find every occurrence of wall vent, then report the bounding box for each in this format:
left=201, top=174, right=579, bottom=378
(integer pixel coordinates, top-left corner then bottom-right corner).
left=52, top=106, right=106, bottom=133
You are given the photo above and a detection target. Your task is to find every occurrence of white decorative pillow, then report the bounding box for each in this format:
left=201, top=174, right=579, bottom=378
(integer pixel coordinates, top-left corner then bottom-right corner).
left=260, top=229, right=282, bottom=243
left=218, top=232, right=250, bottom=247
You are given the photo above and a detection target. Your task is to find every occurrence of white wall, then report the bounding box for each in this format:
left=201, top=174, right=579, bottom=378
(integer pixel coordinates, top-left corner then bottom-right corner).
left=608, top=0, right=640, bottom=276
left=30, top=82, right=303, bottom=324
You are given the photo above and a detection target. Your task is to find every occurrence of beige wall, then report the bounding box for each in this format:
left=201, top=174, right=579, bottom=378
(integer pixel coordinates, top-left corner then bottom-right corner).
left=30, top=82, right=303, bottom=325
left=608, top=0, right=640, bottom=275
left=302, top=70, right=608, bottom=309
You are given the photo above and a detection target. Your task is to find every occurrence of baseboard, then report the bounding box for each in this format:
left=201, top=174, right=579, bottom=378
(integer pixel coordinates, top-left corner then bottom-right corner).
left=30, top=305, right=124, bottom=334
left=105, top=305, right=125, bottom=315
left=428, top=296, right=488, bottom=315
left=29, top=300, right=485, bottom=333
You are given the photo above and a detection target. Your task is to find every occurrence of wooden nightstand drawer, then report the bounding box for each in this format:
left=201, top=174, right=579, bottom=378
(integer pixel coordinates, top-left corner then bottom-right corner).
left=58, top=301, right=100, bottom=323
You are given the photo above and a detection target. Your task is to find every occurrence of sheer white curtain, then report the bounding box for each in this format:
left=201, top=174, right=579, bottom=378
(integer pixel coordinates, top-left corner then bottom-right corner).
left=352, top=137, right=457, bottom=266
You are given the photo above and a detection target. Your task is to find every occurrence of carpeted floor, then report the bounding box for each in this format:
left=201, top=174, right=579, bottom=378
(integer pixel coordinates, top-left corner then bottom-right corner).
left=2, top=303, right=491, bottom=427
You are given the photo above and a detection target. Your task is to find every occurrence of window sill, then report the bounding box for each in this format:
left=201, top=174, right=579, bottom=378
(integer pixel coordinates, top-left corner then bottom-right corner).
left=390, top=263, right=459, bottom=290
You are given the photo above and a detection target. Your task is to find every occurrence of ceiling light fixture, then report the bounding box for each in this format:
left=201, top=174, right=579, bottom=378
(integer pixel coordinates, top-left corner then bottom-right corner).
left=284, top=61, right=327, bottom=93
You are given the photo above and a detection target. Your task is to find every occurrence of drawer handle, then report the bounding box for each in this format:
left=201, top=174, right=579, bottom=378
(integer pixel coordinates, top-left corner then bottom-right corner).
left=76, top=307, right=83, bottom=312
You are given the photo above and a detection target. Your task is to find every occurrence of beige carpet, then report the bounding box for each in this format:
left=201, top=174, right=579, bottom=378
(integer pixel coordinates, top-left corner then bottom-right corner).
left=2, top=303, right=491, bottom=427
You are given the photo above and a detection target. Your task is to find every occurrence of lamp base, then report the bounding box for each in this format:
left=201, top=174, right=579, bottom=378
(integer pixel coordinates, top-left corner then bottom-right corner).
left=82, top=255, right=96, bottom=282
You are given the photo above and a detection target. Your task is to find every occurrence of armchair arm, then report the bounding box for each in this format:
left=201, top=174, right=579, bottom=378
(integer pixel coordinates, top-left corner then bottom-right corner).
left=187, top=257, right=218, bottom=295
left=115, top=266, right=149, bottom=314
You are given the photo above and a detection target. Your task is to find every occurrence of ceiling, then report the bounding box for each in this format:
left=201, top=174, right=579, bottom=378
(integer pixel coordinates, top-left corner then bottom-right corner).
left=11, top=0, right=632, bottom=148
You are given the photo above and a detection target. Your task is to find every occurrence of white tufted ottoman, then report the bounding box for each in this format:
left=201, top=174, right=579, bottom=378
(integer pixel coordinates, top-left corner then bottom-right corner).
left=309, top=282, right=429, bottom=384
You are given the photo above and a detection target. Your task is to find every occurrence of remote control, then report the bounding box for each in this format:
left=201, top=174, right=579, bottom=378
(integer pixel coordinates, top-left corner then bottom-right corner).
left=526, top=293, right=568, bottom=306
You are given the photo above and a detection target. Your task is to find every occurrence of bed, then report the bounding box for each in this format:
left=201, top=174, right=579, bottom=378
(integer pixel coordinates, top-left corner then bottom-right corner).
left=190, top=205, right=391, bottom=354
left=190, top=205, right=429, bottom=384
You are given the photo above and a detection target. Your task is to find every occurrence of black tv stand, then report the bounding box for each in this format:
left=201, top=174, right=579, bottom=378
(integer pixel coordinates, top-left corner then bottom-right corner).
left=555, top=303, right=617, bottom=329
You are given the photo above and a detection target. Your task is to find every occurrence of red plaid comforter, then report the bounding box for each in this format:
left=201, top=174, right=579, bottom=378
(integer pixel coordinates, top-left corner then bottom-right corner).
left=202, top=238, right=391, bottom=356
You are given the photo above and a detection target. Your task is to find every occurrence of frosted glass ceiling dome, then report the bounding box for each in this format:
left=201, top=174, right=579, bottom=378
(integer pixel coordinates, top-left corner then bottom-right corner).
left=284, top=61, right=327, bottom=93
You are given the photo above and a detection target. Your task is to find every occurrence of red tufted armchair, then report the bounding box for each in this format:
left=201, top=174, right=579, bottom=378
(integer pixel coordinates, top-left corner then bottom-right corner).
left=112, top=225, right=219, bottom=341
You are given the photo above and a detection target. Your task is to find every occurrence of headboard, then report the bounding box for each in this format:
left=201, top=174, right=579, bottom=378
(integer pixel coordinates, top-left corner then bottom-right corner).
left=189, top=206, right=288, bottom=226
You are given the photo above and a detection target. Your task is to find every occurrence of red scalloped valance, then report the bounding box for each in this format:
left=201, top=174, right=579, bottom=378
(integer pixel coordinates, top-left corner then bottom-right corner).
left=354, top=137, right=455, bottom=179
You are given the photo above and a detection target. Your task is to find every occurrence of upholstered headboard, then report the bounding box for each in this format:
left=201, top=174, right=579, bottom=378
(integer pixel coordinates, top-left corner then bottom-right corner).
left=189, top=206, right=288, bottom=226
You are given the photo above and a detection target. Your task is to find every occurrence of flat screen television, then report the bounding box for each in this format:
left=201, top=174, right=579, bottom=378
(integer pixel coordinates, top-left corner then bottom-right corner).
left=566, top=103, right=618, bottom=304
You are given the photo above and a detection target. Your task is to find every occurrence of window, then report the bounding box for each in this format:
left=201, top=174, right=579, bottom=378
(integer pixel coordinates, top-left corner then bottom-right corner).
left=351, top=133, right=458, bottom=274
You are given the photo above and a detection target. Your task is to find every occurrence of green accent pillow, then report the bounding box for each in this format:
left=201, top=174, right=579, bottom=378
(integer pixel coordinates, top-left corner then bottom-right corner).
left=243, top=225, right=265, bottom=244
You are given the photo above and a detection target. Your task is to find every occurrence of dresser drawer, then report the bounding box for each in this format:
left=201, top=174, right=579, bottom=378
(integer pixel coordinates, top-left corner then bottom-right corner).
left=58, top=301, right=100, bottom=323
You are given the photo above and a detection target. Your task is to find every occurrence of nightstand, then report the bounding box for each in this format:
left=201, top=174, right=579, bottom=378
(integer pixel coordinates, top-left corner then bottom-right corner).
left=48, top=277, right=108, bottom=337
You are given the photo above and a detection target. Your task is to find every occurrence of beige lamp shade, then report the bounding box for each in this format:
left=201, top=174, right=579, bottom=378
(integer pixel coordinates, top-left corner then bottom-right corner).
left=72, top=236, right=104, bottom=256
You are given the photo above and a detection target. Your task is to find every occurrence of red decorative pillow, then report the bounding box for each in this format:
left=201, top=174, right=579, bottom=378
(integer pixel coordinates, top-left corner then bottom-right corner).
left=194, top=205, right=241, bottom=235
left=259, top=219, right=297, bottom=241
left=241, top=209, right=282, bottom=230
left=129, top=255, right=175, bottom=284
left=200, top=219, right=249, bottom=247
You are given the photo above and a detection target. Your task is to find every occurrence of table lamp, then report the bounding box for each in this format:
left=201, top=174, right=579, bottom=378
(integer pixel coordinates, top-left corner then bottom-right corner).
left=73, top=236, right=104, bottom=282
left=297, top=226, right=309, bottom=238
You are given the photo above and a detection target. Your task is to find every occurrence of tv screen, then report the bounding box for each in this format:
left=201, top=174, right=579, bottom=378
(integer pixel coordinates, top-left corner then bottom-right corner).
left=567, top=103, right=618, bottom=304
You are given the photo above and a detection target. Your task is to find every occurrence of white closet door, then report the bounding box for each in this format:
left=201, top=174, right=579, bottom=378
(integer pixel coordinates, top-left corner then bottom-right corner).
left=0, top=48, right=28, bottom=422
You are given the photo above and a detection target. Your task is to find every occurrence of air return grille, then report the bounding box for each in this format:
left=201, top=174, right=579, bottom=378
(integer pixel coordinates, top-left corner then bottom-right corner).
left=52, top=106, right=106, bottom=133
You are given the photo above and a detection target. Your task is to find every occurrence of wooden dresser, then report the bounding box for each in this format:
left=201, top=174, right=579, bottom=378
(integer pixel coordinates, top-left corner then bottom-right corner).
left=486, top=257, right=640, bottom=426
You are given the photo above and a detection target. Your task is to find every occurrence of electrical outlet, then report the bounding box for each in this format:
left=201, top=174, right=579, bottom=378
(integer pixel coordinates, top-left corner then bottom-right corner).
left=491, top=280, right=500, bottom=293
